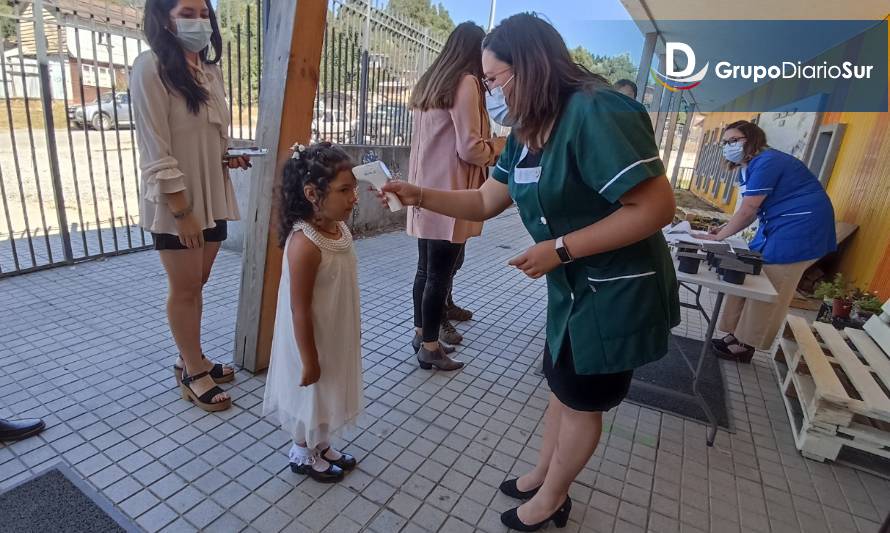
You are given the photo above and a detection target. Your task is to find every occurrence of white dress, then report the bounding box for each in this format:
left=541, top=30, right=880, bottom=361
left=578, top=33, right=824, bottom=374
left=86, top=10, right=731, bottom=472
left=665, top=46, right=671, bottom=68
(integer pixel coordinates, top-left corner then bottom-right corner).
left=263, top=221, right=363, bottom=448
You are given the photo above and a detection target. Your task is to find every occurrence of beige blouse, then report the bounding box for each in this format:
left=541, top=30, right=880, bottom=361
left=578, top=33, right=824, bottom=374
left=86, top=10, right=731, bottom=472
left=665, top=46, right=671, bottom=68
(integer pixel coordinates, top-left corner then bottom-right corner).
left=131, top=51, right=239, bottom=236
left=406, top=74, right=505, bottom=243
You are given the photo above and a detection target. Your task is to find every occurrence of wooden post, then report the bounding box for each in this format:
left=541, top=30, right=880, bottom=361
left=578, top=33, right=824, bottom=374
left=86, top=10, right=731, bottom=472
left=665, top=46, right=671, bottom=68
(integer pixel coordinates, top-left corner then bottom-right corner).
left=234, top=0, right=328, bottom=372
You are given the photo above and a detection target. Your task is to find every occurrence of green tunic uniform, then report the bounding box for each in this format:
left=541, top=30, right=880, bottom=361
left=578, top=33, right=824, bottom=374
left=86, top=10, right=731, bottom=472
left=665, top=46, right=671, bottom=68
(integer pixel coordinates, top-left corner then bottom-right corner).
left=492, top=88, right=681, bottom=375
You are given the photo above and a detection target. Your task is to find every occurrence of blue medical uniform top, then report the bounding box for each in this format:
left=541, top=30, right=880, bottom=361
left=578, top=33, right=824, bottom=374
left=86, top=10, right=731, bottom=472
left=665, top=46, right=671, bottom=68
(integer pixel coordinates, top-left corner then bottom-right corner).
left=741, top=149, right=836, bottom=264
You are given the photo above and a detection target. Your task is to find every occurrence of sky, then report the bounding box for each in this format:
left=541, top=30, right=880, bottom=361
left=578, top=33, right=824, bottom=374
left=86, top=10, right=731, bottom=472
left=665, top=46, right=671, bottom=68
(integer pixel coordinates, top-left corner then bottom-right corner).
left=440, top=0, right=646, bottom=64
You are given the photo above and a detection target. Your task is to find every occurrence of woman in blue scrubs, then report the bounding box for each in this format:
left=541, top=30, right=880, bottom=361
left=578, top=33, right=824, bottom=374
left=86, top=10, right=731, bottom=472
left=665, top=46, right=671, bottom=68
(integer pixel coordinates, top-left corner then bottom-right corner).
left=700, top=120, right=836, bottom=362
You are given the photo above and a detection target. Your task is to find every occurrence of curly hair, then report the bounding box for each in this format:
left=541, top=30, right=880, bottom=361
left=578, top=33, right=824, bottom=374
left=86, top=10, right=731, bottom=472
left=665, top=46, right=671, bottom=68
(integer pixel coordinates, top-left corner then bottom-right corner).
left=278, top=143, right=354, bottom=247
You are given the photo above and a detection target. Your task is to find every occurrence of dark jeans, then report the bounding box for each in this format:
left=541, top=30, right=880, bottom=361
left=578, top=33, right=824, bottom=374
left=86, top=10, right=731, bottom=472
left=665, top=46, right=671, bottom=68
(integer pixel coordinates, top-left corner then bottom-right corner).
left=413, top=239, right=464, bottom=342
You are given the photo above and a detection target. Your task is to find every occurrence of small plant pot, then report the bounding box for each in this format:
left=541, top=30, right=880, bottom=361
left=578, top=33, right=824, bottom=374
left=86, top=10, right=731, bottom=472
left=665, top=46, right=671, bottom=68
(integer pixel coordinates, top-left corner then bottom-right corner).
left=832, top=298, right=853, bottom=319
left=721, top=269, right=747, bottom=285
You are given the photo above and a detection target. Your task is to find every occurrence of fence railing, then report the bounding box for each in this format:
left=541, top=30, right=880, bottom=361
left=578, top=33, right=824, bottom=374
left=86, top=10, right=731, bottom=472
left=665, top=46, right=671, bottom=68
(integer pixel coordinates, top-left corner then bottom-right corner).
left=0, top=0, right=441, bottom=277
left=0, top=0, right=263, bottom=276
left=312, top=0, right=443, bottom=146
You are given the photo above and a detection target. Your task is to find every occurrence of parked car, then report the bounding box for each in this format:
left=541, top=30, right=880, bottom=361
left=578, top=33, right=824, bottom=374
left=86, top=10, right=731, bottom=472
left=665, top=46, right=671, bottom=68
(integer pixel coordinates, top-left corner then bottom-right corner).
left=69, top=92, right=134, bottom=130
left=311, top=107, right=357, bottom=144
left=365, top=103, right=411, bottom=145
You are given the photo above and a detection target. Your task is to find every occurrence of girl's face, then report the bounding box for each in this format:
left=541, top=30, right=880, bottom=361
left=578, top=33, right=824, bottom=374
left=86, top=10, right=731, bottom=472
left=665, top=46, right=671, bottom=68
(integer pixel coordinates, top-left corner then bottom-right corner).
left=306, top=170, right=359, bottom=223
left=169, top=0, right=209, bottom=26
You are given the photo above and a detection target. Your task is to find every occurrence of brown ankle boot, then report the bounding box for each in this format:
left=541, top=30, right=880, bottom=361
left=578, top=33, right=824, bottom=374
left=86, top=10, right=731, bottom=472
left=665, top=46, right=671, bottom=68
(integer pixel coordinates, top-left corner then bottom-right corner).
left=417, top=345, right=464, bottom=371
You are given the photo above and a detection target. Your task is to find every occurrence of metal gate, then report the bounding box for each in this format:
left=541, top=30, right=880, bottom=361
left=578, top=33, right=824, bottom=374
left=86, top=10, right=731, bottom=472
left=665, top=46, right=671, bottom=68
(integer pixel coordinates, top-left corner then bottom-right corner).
left=0, top=0, right=441, bottom=277
left=0, top=0, right=263, bottom=277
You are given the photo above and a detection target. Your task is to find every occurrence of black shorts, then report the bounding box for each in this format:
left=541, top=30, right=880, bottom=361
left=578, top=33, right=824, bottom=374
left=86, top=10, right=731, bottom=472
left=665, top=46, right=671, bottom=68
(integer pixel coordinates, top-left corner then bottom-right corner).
left=152, top=220, right=228, bottom=251
left=543, top=338, right=633, bottom=412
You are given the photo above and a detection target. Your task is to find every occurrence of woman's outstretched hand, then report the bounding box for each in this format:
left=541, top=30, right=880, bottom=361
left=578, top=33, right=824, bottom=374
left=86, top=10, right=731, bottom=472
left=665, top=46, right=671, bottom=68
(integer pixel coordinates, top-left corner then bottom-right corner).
left=374, top=180, right=421, bottom=209
left=508, top=240, right=562, bottom=279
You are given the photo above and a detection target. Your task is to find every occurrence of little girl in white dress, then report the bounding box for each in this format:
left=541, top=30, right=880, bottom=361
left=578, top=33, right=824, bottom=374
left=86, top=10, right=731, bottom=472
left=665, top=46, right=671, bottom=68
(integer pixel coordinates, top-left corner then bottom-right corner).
left=263, top=143, right=363, bottom=483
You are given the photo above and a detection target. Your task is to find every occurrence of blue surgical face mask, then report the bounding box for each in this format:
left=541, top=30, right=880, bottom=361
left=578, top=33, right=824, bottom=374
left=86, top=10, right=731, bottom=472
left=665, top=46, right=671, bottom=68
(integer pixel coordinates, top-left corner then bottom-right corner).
left=485, top=75, right=516, bottom=127
left=722, top=140, right=745, bottom=164
left=173, top=18, right=213, bottom=53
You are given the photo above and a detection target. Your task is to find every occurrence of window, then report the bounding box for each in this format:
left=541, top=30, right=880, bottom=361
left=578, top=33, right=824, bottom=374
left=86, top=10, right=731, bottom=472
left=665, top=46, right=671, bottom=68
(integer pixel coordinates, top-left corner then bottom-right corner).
left=807, top=124, right=846, bottom=188
left=81, top=64, right=113, bottom=88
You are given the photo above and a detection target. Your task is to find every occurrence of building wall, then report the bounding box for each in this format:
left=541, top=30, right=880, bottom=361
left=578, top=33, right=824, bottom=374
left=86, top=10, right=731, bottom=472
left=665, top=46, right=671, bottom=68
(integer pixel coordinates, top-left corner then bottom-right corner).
left=819, top=74, right=890, bottom=295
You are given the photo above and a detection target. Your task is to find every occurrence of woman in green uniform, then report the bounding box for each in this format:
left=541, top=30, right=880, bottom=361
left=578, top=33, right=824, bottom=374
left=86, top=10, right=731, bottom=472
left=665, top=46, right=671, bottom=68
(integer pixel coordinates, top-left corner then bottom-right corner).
left=382, top=13, right=680, bottom=531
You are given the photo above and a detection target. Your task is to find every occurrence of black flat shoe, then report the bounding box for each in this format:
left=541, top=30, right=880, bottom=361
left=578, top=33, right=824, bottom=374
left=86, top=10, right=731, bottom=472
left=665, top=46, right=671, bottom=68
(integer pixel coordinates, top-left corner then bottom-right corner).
left=321, top=447, right=357, bottom=471
left=0, top=418, right=45, bottom=442
left=290, top=461, right=344, bottom=483
left=501, top=497, right=572, bottom=531
left=499, top=478, right=541, bottom=500
left=412, top=334, right=455, bottom=354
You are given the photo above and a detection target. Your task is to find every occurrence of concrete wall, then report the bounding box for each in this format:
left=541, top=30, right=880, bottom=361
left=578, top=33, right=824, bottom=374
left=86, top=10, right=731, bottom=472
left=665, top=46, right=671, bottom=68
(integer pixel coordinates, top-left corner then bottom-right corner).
left=224, top=145, right=410, bottom=253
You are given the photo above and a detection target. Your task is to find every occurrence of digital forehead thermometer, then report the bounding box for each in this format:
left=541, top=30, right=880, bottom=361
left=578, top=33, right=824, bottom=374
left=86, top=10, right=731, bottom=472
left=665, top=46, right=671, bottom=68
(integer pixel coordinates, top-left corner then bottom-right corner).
left=352, top=160, right=404, bottom=212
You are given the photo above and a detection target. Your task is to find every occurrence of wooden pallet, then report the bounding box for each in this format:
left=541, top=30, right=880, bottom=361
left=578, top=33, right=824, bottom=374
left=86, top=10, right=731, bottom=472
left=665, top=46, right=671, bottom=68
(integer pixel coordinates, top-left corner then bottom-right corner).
left=771, top=315, right=890, bottom=462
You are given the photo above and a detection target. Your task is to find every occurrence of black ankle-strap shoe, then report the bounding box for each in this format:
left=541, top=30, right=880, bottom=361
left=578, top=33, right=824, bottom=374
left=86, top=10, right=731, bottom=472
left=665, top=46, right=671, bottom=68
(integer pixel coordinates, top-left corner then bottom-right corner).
left=321, top=447, right=357, bottom=471
left=290, top=459, right=344, bottom=483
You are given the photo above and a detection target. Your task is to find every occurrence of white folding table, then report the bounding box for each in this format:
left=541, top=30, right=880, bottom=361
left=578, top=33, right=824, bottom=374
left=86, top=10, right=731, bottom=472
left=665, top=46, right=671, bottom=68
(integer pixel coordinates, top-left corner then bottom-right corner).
left=669, top=261, right=778, bottom=445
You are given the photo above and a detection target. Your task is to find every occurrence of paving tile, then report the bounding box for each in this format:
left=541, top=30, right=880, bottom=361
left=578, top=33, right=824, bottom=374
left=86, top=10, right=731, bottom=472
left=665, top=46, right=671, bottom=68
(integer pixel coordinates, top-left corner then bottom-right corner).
left=5, top=210, right=890, bottom=533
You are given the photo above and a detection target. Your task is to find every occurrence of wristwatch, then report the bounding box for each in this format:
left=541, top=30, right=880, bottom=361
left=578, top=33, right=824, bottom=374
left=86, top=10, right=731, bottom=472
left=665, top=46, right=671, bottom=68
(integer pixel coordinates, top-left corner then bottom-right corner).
left=554, top=236, right=574, bottom=264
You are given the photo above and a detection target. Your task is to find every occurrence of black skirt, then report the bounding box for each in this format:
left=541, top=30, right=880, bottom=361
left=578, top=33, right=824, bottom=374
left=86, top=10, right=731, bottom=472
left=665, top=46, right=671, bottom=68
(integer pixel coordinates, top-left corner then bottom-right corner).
left=152, top=220, right=228, bottom=251
left=543, top=338, right=633, bottom=412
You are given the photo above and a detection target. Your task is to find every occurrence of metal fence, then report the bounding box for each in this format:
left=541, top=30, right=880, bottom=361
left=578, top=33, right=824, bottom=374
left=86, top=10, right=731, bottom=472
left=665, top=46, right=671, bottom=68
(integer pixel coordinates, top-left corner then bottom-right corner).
left=0, top=0, right=265, bottom=277
left=312, top=0, right=443, bottom=146
left=0, top=0, right=440, bottom=277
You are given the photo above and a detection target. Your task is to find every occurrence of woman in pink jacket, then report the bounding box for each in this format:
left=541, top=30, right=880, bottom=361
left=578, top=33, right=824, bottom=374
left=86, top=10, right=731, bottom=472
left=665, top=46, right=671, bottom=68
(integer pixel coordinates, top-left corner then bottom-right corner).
left=407, top=22, right=504, bottom=371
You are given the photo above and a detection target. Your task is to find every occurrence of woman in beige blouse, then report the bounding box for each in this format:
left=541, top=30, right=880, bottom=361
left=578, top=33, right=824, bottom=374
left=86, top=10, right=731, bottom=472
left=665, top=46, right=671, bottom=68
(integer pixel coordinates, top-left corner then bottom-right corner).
left=133, top=0, right=248, bottom=411
left=407, top=22, right=505, bottom=371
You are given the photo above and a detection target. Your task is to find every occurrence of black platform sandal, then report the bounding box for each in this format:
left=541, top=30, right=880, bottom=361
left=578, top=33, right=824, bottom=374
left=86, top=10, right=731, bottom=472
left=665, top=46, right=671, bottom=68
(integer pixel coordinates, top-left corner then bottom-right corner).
left=710, top=334, right=739, bottom=353
left=290, top=457, right=344, bottom=483
left=173, top=354, right=235, bottom=386
left=320, top=447, right=357, bottom=471
left=180, top=370, right=231, bottom=412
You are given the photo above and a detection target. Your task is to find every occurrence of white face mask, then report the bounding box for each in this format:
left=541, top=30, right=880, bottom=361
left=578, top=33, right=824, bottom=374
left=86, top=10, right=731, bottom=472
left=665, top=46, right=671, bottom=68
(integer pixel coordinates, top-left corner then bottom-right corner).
left=173, top=18, right=213, bottom=53
left=722, top=140, right=745, bottom=163
left=485, top=75, right=516, bottom=127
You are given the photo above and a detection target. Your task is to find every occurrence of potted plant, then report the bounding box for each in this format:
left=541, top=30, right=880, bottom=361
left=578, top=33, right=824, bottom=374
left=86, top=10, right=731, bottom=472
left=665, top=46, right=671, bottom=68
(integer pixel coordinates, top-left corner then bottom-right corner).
left=853, top=290, right=883, bottom=322
left=814, top=273, right=854, bottom=319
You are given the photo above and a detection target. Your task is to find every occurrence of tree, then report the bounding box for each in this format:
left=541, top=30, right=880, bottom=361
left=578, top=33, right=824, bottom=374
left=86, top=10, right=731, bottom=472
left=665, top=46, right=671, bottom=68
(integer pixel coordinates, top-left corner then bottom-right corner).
left=570, top=46, right=596, bottom=72
left=387, top=0, right=454, bottom=40
left=215, top=0, right=262, bottom=112
left=1, top=1, right=16, bottom=40
left=570, top=46, right=638, bottom=85
left=591, top=52, right=638, bottom=85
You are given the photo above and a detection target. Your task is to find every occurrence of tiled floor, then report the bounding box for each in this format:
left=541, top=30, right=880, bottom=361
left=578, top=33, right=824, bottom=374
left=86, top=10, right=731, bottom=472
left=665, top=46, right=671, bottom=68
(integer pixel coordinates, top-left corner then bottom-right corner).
left=1, top=209, right=888, bottom=532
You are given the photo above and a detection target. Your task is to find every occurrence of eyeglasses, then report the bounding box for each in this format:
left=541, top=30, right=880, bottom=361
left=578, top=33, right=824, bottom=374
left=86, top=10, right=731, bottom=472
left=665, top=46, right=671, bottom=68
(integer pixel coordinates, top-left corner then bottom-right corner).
left=481, top=68, right=512, bottom=95
left=720, top=136, right=746, bottom=147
